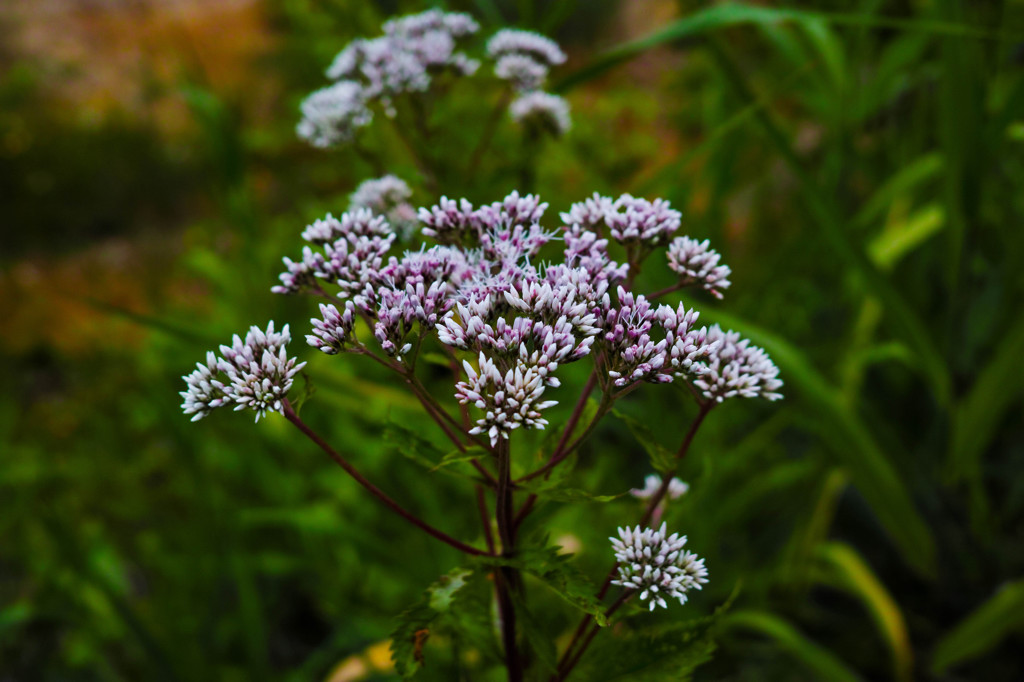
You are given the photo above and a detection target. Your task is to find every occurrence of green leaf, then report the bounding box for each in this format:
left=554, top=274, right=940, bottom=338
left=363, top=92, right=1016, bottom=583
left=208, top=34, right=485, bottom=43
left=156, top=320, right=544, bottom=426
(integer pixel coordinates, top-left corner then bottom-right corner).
left=517, top=480, right=626, bottom=504
left=705, top=37, right=951, bottom=407
left=557, top=3, right=1015, bottom=92
left=512, top=592, right=559, bottom=675
left=948, top=315, right=1024, bottom=483
left=384, top=420, right=444, bottom=468
left=701, top=308, right=936, bottom=577
left=814, top=542, right=913, bottom=682
left=390, top=567, right=476, bottom=677
left=931, top=579, right=1024, bottom=674
left=612, top=408, right=675, bottom=474
left=431, top=445, right=490, bottom=472
left=384, top=420, right=479, bottom=481
left=575, top=594, right=735, bottom=681
left=478, top=548, right=609, bottom=626
left=726, top=611, right=865, bottom=682
left=851, top=154, right=944, bottom=230
left=868, top=204, right=945, bottom=271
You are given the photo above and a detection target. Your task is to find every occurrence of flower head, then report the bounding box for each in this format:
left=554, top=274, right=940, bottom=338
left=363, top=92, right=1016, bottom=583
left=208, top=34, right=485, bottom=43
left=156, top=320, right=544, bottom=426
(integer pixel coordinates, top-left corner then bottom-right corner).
left=667, top=236, right=732, bottom=299
left=631, top=474, right=689, bottom=501
left=693, top=325, right=783, bottom=402
left=350, top=175, right=417, bottom=237
left=510, top=91, right=571, bottom=136
left=610, top=523, right=708, bottom=610
left=296, top=81, right=372, bottom=148
left=487, top=29, right=567, bottom=67
left=180, top=322, right=305, bottom=422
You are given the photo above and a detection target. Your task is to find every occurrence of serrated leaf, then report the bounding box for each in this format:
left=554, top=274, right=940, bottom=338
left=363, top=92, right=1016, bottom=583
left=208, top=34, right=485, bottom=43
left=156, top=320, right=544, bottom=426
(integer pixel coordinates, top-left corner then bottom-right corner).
left=516, top=477, right=618, bottom=503
left=612, top=408, right=675, bottom=473
left=478, top=548, right=608, bottom=626
left=384, top=420, right=477, bottom=481
left=431, top=445, right=490, bottom=472
left=576, top=601, right=731, bottom=681
left=390, top=567, right=476, bottom=678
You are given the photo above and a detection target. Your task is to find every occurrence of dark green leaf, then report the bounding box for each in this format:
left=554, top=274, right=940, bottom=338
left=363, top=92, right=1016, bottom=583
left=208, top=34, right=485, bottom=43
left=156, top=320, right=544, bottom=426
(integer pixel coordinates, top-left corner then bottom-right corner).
left=932, top=579, right=1024, bottom=674
left=701, top=307, right=936, bottom=577
left=612, top=408, right=675, bottom=474
left=726, top=611, right=865, bottom=682
left=478, top=548, right=608, bottom=626
left=390, top=567, right=476, bottom=677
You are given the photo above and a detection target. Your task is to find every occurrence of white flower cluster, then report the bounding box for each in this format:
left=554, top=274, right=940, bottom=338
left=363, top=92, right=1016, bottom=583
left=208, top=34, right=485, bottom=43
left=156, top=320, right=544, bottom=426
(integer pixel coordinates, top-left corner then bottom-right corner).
left=296, top=81, right=372, bottom=148
left=214, top=189, right=780, bottom=434
left=350, top=175, right=418, bottom=237
left=667, top=236, right=732, bottom=299
left=610, top=523, right=708, bottom=611
left=180, top=322, right=305, bottom=422
left=693, top=325, right=783, bottom=402
left=487, top=28, right=571, bottom=137
left=299, top=9, right=480, bottom=146
left=509, top=91, right=571, bottom=137
left=630, top=474, right=689, bottom=501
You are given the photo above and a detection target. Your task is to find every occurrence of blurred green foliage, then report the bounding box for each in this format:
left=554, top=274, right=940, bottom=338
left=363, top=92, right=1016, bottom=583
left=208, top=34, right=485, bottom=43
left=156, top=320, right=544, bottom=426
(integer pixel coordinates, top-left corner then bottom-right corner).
left=3, top=0, right=1024, bottom=679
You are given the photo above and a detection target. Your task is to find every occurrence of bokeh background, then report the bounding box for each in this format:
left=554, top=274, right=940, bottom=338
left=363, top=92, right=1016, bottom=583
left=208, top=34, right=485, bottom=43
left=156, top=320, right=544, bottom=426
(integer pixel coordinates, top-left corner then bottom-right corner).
left=3, top=0, right=1024, bottom=680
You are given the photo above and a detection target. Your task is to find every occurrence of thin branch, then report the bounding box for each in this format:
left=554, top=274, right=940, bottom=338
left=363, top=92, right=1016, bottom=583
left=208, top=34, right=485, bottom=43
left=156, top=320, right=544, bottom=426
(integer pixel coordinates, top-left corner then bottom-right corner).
left=476, top=485, right=496, bottom=554
left=558, top=403, right=713, bottom=673
left=468, top=89, right=513, bottom=176
left=282, top=401, right=489, bottom=557
left=554, top=591, right=633, bottom=681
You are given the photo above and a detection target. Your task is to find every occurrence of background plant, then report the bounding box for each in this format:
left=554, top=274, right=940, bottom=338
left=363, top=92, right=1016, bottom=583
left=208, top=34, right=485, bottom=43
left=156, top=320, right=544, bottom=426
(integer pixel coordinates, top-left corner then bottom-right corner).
left=3, top=0, right=1024, bottom=680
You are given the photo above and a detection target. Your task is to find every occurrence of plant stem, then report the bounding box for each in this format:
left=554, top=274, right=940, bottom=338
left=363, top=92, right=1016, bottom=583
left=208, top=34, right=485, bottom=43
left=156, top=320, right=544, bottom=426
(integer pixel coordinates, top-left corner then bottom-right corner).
left=556, top=403, right=712, bottom=674
left=639, top=402, right=712, bottom=526
left=476, top=485, right=496, bottom=554
left=554, top=591, right=633, bottom=681
left=468, top=90, right=513, bottom=176
left=494, top=437, right=523, bottom=681
left=282, top=401, right=489, bottom=557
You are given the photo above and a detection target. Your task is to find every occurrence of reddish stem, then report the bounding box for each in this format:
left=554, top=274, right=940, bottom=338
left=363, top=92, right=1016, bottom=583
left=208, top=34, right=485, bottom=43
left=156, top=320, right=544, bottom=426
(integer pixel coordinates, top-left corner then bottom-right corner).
left=283, top=402, right=489, bottom=557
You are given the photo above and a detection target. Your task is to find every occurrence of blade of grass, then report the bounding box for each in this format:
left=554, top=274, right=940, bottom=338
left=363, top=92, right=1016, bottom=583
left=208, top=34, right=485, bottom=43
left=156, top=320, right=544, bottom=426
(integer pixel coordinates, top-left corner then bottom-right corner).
left=556, top=3, right=1019, bottom=93
left=706, top=36, right=951, bottom=406
left=815, top=542, right=914, bottom=682
left=726, top=610, right=865, bottom=682
left=702, top=307, right=936, bottom=577
left=931, top=578, right=1024, bottom=674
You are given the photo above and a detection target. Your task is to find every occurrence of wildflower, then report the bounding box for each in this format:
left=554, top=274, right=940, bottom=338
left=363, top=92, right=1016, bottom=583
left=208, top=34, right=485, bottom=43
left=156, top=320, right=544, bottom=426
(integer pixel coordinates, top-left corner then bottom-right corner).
left=667, top=236, right=732, bottom=299
left=456, top=353, right=558, bottom=445
left=320, top=9, right=480, bottom=128
left=606, top=195, right=680, bottom=247
left=610, top=523, right=708, bottom=610
left=350, top=175, right=418, bottom=238
left=510, top=92, right=571, bottom=136
left=307, top=302, right=358, bottom=355
left=631, top=474, right=689, bottom=501
left=180, top=322, right=305, bottom=422
left=296, top=81, right=372, bottom=148
left=486, top=28, right=567, bottom=67
left=494, top=53, right=549, bottom=91
left=692, top=325, right=783, bottom=402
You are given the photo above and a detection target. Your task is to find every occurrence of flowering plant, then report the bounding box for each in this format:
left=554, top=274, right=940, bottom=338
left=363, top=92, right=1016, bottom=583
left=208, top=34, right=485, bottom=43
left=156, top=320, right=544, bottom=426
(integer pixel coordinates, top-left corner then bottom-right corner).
left=181, top=9, right=782, bottom=681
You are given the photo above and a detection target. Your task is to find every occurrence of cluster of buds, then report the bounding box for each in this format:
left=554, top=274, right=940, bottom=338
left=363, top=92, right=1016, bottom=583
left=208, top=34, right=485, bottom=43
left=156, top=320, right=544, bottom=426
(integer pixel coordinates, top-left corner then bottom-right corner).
left=610, top=523, right=709, bottom=611
left=185, top=183, right=782, bottom=440
left=299, top=9, right=479, bottom=145
left=180, top=323, right=305, bottom=422
left=486, top=29, right=571, bottom=136
left=298, top=10, right=573, bottom=147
